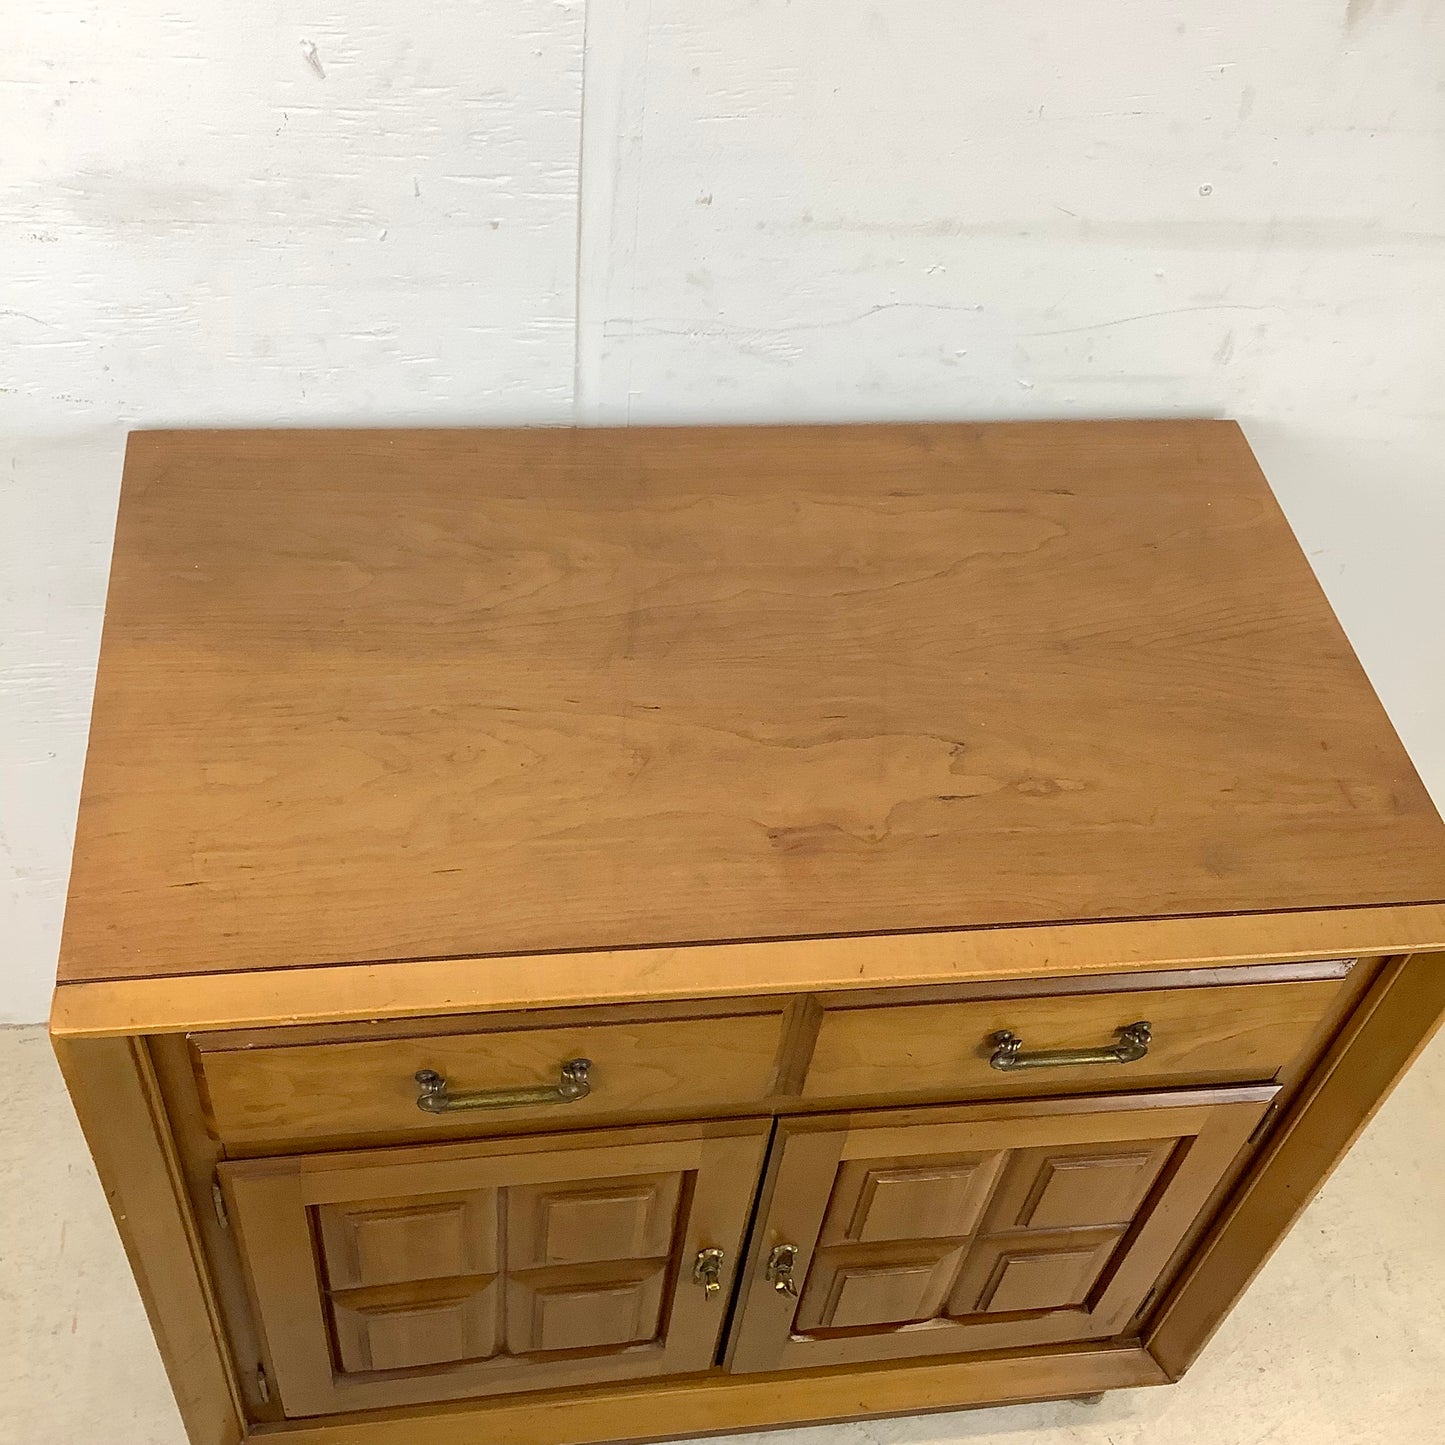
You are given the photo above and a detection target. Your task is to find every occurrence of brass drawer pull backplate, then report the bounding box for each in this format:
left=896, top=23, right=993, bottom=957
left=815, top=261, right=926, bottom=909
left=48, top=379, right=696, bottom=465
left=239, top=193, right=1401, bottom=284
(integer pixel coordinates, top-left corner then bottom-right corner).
left=414, top=1058, right=592, bottom=1113
left=989, top=1021, right=1152, bottom=1072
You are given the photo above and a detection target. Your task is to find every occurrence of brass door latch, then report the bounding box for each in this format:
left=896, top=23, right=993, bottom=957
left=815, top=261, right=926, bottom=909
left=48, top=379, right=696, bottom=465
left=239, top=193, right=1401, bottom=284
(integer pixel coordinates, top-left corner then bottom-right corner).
left=766, top=1243, right=800, bottom=1297
left=693, top=1247, right=725, bottom=1297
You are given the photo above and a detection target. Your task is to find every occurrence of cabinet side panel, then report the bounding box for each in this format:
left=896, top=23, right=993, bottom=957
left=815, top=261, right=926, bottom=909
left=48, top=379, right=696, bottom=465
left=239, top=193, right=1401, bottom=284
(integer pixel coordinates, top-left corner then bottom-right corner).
left=50, top=1032, right=244, bottom=1445
left=1146, top=952, right=1445, bottom=1377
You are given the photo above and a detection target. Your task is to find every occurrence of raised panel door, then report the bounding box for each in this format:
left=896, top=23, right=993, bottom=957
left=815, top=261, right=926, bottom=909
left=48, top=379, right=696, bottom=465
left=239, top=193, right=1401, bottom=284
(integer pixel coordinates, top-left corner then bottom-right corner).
left=728, top=1087, right=1274, bottom=1372
left=221, top=1122, right=766, bottom=1416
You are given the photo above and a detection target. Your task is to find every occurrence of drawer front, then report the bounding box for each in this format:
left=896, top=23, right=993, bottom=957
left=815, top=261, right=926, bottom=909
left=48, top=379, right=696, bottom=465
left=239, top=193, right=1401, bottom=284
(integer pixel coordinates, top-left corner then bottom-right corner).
left=200, top=1011, right=786, bottom=1148
left=802, top=973, right=1350, bottom=1103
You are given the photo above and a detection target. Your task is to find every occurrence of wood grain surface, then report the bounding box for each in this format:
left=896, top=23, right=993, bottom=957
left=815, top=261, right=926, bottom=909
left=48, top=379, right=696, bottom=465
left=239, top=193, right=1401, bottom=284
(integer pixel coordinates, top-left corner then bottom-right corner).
left=198, top=1009, right=785, bottom=1149
left=1146, top=951, right=1445, bottom=1376
left=59, top=422, right=1445, bottom=984
left=249, top=1341, right=1167, bottom=1445
left=725, top=1087, right=1273, bottom=1373
left=221, top=1122, right=767, bottom=1416
left=52, top=1036, right=246, bottom=1445
left=49, top=907, right=1445, bottom=1038
left=801, top=977, right=1346, bottom=1102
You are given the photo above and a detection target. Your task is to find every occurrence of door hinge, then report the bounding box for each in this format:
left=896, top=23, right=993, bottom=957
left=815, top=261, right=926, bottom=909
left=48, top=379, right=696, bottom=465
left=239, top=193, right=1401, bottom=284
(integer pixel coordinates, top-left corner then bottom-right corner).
left=255, top=1365, right=270, bottom=1406
left=211, top=1178, right=229, bottom=1230
left=1248, top=1101, right=1281, bottom=1146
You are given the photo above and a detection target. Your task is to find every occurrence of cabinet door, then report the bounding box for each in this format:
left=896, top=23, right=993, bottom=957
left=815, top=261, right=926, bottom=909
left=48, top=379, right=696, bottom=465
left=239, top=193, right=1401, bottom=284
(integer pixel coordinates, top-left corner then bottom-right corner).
left=220, top=1121, right=767, bottom=1416
left=727, top=1087, right=1273, bottom=1373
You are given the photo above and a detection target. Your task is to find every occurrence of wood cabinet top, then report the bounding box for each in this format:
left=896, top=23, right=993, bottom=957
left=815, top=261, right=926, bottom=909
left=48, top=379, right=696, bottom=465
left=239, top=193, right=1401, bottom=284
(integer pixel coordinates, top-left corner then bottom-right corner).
left=58, top=422, right=1445, bottom=985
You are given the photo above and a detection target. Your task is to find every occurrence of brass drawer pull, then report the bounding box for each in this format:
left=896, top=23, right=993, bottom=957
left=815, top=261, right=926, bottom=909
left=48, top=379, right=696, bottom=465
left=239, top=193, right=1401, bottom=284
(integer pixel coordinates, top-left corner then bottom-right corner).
left=414, top=1058, right=592, bottom=1113
left=989, top=1021, right=1151, bottom=1072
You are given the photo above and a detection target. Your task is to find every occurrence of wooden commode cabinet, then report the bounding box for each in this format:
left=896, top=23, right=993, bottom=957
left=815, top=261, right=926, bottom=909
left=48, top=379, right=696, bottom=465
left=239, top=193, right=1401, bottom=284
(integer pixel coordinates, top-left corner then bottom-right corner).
left=52, top=423, right=1445, bottom=1445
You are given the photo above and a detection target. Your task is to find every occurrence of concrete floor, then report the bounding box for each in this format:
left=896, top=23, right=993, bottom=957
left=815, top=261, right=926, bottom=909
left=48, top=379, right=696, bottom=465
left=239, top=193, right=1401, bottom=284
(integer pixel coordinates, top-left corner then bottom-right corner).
left=1, top=1024, right=1441, bottom=1445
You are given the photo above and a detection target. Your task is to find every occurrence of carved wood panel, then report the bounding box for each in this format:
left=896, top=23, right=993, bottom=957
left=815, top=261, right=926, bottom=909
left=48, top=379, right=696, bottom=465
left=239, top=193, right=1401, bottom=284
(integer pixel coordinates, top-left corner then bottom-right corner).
left=795, top=1139, right=1166, bottom=1332
left=317, top=1192, right=499, bottom=1290
left=312, top=1173, right=683, bottom=1374
left=222, top=1124, right=766, bottom=1416
left=331, top=1280, right=500, bottom=1372
left=728, top=1087, right=1275, bottom=1372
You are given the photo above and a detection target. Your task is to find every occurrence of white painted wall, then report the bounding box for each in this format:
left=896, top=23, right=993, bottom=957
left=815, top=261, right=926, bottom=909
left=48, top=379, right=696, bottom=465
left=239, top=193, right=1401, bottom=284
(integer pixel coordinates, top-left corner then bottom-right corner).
left=4, top=1, right=1443, bottom=1022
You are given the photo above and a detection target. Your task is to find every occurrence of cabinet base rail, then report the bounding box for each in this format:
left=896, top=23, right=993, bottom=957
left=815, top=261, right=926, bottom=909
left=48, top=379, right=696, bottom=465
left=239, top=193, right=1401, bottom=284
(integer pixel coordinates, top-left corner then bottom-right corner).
left=250, top=1343, right=1166, bottom=1445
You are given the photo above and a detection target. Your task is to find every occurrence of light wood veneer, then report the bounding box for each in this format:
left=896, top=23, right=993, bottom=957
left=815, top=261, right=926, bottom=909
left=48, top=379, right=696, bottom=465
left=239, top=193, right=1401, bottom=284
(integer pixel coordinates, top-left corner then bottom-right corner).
left=198, top=1008, right=787, bottom=1149
left=51, top=423, right=1445, bottom=1445
left=58, top=421, right=1445, bottom=982
left=802, top=972, right=1351, bottom=1103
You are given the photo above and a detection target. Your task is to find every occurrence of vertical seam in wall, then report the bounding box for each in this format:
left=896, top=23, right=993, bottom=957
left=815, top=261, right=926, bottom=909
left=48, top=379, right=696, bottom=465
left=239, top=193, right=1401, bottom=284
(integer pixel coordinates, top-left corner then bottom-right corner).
left=574, top=0, right=650, bottom=426
left=572, top=0, right=593, bottom=423
left=623, top=1, right=653, bottom=426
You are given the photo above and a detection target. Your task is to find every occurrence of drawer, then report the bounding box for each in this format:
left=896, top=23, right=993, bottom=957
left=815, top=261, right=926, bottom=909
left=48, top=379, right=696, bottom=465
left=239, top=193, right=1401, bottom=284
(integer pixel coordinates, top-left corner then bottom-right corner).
left=801, top=967, right=1354, bottom=1103
left=198, top=1008, right=787, bottom=1148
